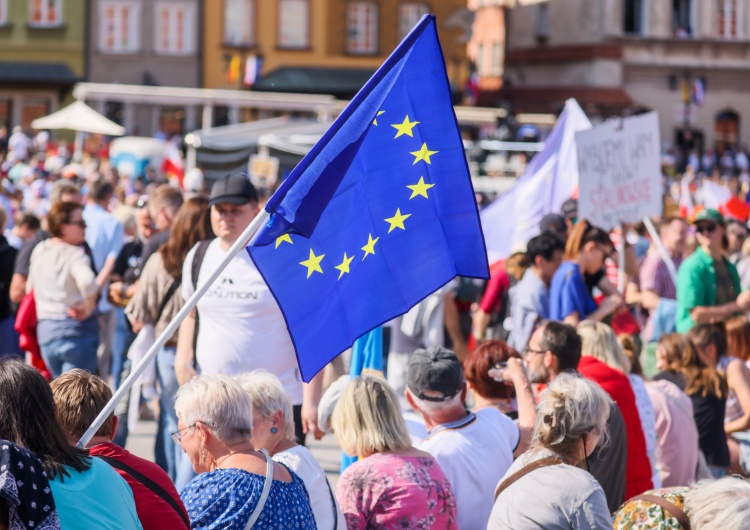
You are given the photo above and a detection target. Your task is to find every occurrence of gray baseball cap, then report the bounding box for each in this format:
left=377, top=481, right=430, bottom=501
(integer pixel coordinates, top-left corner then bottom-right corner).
left=407, top=346, right=463, bottom=402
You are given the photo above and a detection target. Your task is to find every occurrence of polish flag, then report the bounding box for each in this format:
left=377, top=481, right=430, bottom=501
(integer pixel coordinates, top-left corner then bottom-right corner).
left=161, top=141, right=184, bottom=186
left=702, top=180, right=750, bottom=222
left=679, top=175, right=695, bottom=219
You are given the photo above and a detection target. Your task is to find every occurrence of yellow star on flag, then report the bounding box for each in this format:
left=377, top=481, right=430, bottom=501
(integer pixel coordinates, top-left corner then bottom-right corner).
left=275, top=233, right=293, bottom=249
left=372, top=110, right=385, bottom=126
left=384, top=208, right=412, bottom=233
left=334, top=252, right=355, bottom=280
left=391, top=115, right=420, bottom=139
left=361, top=233, right=380, bottom=260
left=410, top=143, right=437, bottom=164
left=299, top=249, right=325, bottom=279
left=407, top=177, right=435, bottom=199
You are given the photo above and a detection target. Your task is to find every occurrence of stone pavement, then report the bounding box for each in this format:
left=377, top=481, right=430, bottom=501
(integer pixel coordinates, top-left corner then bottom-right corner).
left=125, top=419, right=343, bottom=488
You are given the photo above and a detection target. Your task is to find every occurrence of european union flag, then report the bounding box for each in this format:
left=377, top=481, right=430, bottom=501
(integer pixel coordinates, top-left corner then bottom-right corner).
left=247, top=15, right=489, bottom=382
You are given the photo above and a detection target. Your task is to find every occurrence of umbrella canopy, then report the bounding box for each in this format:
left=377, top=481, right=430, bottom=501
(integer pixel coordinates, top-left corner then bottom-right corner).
left=31, top=100, right=125, bottom=136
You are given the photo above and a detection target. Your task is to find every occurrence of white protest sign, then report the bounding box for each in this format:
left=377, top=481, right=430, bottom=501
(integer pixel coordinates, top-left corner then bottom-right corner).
left=576, top=111, right=662, bottom=230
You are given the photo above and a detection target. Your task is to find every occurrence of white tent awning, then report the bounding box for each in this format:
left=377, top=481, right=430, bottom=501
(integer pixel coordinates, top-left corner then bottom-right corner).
left=31, top=100, right=126, bottom=136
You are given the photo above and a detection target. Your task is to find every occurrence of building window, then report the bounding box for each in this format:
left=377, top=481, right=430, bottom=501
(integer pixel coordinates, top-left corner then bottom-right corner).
left=99, top=1, right=140, bottom=53
left=673, top=0, right=693, bottom=36
left=490, top=42, right=503, bottom=76
left=29, top=0, right=62, bottom=26
left=224, top=0, right=254, bottom=46
left=398, top=3, right=429, bottom=41
left=717, top=0, right=741, bottom=38
left=536, top=2, right=549, bottom=40
left=278, top=0, right=309, bottom=48
left=623, top=0, right=644, bottom=34
left=0, top=0, right=7, bottom=25
left=154, top=2, right=196, bottom=55
left=477, top=43, right=485, bottom=76
left=346, top=2, right=378, bottom=55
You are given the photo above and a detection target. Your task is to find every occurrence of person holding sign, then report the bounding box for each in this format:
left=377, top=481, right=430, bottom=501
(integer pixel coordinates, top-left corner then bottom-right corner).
left=676, top=209, right=750, bottom=333
left=549, top=220, right=624, bottom=325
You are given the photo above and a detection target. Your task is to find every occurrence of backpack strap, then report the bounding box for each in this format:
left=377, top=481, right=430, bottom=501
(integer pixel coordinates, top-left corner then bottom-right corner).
left=631, top=494, right=691, bottom=529
left=494, top=457, right=565, bottom=500
left=190, top=240, right=212, bottom=368
left=95, top=455, right=190, bottom=528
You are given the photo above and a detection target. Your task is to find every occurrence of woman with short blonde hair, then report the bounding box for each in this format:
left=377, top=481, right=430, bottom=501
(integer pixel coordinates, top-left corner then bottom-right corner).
left=332, top=375, right=457, bottom=529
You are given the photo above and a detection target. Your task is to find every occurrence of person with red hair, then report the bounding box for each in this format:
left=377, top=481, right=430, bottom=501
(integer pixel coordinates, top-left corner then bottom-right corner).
left=466, top=340, right=537, bottom=448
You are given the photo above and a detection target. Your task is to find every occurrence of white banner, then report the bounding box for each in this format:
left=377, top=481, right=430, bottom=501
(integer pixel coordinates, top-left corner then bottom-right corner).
left=576, top=112, right=662, bottom=230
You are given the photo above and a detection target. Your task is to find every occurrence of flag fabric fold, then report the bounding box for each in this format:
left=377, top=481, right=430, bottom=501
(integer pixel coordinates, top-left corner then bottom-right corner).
left=480, top=99, right=591, bottom=262
left=247, top=15, right=489, bottom=382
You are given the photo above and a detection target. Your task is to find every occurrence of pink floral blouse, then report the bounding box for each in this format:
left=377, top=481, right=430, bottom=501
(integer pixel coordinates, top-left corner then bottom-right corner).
left=336, top=452, right=457, bottom=530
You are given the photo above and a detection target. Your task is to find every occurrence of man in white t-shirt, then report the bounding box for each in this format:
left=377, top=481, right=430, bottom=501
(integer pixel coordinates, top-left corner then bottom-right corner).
left=405, top=346, right=520, bottom=530
left=175, top=173, right=323, bottom=443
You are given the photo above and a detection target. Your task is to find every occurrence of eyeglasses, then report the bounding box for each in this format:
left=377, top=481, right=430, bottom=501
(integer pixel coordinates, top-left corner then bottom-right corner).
left=66, top=220, right=86, bottom=228
left=135, top=196, right=148, bottom=209
left=598, top=245, right=615, bottom=260
left=171, top=421, right=213, bottom=444
left=695, top=223, right=717, bottom=234
left=525, top=347, right=546, bottom=357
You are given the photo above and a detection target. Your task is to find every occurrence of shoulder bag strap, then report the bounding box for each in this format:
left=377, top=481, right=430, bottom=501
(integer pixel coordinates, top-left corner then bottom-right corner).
left=324, top=475, right=338, bottom=530
left=494, top=457, right=565, bottom=500
left=244, top=449, right=274, bottom=530
left=95, top=455, right=190, bottom=528
left=155, top=279, right=181, bottom=326
left=632, top=494, right=691, bottom=529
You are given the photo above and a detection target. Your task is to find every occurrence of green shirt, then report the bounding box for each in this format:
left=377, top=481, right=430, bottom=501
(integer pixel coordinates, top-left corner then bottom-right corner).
left=676, top=246, right=742, bottom=333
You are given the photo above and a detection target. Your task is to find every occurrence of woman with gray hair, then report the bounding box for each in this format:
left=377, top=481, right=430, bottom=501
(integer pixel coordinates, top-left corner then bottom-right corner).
left=488, top=373, right=613, bottom=529
left=236, top=370, right=345, bottom=530
left=684, top=476, right=750, bottom=528
left=174, top=374, right=316, bottom=529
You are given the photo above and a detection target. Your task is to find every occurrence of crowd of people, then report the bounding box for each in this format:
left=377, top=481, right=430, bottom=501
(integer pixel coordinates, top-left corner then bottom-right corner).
left=2, top=128, right=750, bottom=529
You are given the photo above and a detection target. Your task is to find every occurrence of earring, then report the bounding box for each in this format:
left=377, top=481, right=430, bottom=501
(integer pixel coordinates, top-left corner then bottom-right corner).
left=271, top=427, right=278, bottom=434
left=202, top=447, right=206, bottom=461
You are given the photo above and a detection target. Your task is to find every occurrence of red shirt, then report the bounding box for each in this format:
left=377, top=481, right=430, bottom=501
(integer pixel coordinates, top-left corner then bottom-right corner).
left=89, top=443, right=189, bottom=530
left=578, top=356, right=653, bottom=500
left=479, top=265, right=510, bottom=314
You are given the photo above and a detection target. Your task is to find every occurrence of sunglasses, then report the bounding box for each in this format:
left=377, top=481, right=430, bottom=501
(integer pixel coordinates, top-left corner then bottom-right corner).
left=66, top=220, right=86, bottom=228
left=695, top=223, right=717, bottom=234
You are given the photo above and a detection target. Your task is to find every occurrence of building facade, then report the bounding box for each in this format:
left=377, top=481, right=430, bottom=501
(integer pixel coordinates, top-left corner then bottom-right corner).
left=0, top=0, right=86, bottom=129
left=86, top=0, right=202, bottom=135
left=467, top=0, right=507, bottom=106
left=203, top=0, right=469, bottom=102
left=504, top=0, right=750, bottom=154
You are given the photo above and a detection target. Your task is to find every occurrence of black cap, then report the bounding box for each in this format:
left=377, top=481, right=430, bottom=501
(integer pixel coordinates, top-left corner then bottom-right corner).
left=208, top=172, right=258, bottom=207
left=540, top=213, right=567, bottom=236
left=407, top=346, right=463, bottom=402
left=560, top=198, right=578, bottom=220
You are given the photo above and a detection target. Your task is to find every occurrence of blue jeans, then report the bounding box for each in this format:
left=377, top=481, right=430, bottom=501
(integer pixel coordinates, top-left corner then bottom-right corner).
left=112, top=308, right=136, bottom=389
left=40, top=334, right=98, bottom=378
left=157, top=346, right=182, bottom=482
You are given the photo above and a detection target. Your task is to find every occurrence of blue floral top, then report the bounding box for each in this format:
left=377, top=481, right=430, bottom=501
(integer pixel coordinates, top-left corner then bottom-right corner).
left=180, top=466, right=316, bottom=530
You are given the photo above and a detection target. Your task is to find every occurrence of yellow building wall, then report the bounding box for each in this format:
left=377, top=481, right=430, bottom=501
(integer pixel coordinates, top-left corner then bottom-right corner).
left=203, top=0, right=467, bottom=90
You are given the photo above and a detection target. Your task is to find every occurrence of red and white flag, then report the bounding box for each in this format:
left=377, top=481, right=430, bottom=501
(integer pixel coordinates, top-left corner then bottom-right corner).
left=161, top=141, right=184, bottom=186
left=679, top=175, right=695, bottom=218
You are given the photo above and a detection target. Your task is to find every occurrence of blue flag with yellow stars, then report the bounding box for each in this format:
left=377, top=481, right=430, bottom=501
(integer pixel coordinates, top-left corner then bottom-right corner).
left=247, top=14, right=489, bottom=382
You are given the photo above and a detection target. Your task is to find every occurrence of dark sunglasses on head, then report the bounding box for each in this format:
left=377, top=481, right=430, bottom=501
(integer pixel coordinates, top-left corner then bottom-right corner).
left=696, top=223, right=717, bottom=234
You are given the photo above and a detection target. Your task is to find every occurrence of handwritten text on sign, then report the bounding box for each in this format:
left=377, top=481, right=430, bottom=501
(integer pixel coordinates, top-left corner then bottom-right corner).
left=576, top=112, right=662, bottom=230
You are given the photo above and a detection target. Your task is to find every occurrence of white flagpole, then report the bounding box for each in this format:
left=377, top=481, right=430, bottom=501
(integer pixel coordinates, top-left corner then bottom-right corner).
left=643, top=216, right=678, bottom=286
left=77, top=209, right=271, bottom=448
